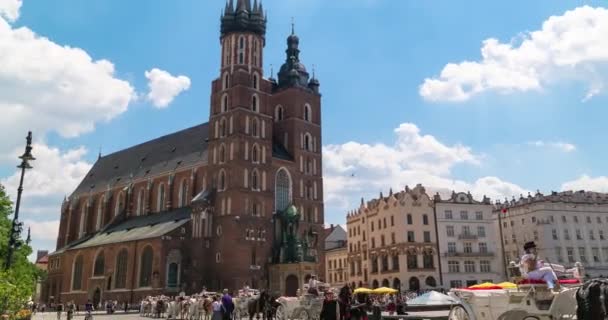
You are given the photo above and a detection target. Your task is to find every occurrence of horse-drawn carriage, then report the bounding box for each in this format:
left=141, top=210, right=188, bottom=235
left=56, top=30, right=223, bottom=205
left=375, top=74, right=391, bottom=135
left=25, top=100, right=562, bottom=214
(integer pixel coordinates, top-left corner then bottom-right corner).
left=447, top=261, right=585, bottom=320
left=274, top=282, right=331, bottom=320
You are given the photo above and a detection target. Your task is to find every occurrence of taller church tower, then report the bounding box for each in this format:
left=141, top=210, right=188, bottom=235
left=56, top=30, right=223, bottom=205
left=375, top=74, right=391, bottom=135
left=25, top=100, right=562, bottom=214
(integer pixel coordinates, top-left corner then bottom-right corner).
left=204, top=0, right=324, bottom=291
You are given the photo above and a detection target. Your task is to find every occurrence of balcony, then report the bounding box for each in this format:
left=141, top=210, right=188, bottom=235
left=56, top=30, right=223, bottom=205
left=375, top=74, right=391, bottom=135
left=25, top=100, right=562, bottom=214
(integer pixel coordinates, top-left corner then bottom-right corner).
left=444, top=251, right=495, bottom=257
left=458, top=234, right=478, bottom=240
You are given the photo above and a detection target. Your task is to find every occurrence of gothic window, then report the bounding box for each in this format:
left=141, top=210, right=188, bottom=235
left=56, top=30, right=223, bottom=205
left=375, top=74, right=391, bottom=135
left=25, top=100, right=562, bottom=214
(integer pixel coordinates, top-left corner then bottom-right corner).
left=275, top=105, right=284, bottom=121
left=115, top=192, right=125, bottom=217
left=252, top=144, right=259, bottom=163
left=139, top=246, right=154, bottom=287
left=305, top=159, right=312, bottom=174
left=136, top=189, right=144, bottom=216
left=219, top=118, right=227, bottom=137
left=179, top=180, right=189, bottom=207
left=252, top=95, right=259, bottom=113
left=168, top=263, right=179, bottom=288
left=219, top=144, right=226, bottom=163
left=115, top=249, right=128, bottom=289
left=275, top=169, right=292, bottom=212
left=252, top=204, right=259, bottom=217
left=223, top=73, right=229, bottom=90
left=221, top=94, right=228, bottom=113
left=71, top=255, right=83, bottom=291
left=253, top=73, right=259, bottom=90
left=157, top=184, right=165, bottom=212
left=78, top=205, right=87, bottom=238
left=238, top=36, right=245, bottom=64
left=94, top=251, right=105, bottom=277
left=218, top=170, right=227, bottom=191
left=251, top=247, right=257, bottom=265
left=304, top=104, right=312, bottom=122
left=251, top=117, right=259, bottom=136
left=253, top=40, right=259, bottom=67
left=96, top=197, right=104, bottom=231
left=251, top=170, right=259, bottom=190
left=304, top=133, right=312, bottom=151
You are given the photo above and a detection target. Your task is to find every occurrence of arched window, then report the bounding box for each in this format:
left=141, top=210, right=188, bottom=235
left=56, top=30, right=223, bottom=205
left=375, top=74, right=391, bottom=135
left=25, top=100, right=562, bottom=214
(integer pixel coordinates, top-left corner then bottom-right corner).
left=238, top=36, right=245, bottom=64
left=96, top=197, right=104, bottom=231
left=221, top=94, right=228, bottom=113
left=304, top=133, right=312, bottom=151
left=252, top=144, right=259, bottom=163
left=114, top=249, right=128, bottom=289
left=253, top=40, right=259, bottom=67
left=94, top=251, right=105, bottom=277
left=219, top=144, right=226, bottom=163
left=253, top=73, right=259, bottom=90
left=78, top=205, right=87, bottom=238
left=251, top=170, right=259, bottom=190
left=251, top=117, right=259, bottom=137
left=136, top=189, right=144, bottom=216
left=252, top=95, right=259, bottom=113
left=157, top=184, right=165, bottom=212
left=178, top=180, right=189, bottom=207
left=219, top=118, right=227, bottom=137
left=139, top=246, right=154, bottom=287
left=425, top=276, right=437, bottom=287
left=218, top=170, right=227, bottom=191
left=275, top=169, right=292, bottom=212
left=223, top=73, right=229, bottom=90
left=304, top=104, right=312, bottom=122
left=275, top=105, right=284, bottom=121
left=216, top=252, right=221, bottom=263
left=72, top=255, right=84, bottom=291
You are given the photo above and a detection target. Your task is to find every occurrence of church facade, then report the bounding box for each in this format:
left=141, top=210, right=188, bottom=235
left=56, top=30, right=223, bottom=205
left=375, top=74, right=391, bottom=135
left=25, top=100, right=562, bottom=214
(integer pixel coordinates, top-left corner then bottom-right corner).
left=45, top=0, right=324, bottom=305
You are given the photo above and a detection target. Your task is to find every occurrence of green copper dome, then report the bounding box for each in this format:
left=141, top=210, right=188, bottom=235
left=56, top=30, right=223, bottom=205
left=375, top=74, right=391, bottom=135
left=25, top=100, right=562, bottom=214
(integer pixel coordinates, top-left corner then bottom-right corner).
left=285, top=204, right=298, bottom=217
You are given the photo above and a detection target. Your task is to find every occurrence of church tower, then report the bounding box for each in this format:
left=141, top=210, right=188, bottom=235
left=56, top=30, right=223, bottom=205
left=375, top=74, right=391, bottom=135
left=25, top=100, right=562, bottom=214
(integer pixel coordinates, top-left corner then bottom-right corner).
left=207, top=0, right=274, bottom=290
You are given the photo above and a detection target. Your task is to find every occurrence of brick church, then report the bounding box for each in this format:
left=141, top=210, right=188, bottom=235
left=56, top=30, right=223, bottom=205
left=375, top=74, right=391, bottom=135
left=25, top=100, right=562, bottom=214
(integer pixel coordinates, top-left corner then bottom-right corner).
left=45, top=0, right=324, bottom=305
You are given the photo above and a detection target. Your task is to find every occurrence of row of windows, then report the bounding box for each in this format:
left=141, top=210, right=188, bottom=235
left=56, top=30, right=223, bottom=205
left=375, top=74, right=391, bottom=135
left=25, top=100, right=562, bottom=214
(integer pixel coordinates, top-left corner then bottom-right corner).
left=551, top=229, right=606, bottom=241
left=447, top=260, right=492, bottom=273
left=444, top=210, right=484, bottom=220
left=445, top=225, right=486, bottom=238
left=503, top=214, right=608, bottom=228
left=218, top=91, right=314, bottom=125
left=222, top=35, right=261, bottom=67
left=348, top=231, right=433, bottom=253
left=447, top=242, right=489, bottom=254
left=328, top=257, right=347, bottom=270
left=328, top=271, right=347, bottom=284
left=506, top=247, right=608, bottom=265
left=76, top=179, right=191, bottom=239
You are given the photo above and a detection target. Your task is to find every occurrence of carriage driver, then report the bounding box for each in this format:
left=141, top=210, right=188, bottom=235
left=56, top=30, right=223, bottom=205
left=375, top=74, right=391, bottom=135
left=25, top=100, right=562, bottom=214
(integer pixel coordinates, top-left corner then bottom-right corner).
left=520, top=241, right=560, bottom=291
left=308, top=275, right=320, bottom=296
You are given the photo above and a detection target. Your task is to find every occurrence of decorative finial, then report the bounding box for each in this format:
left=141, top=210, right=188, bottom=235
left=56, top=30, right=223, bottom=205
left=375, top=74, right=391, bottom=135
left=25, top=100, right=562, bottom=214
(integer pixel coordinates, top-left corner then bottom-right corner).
left=291, top=17, right=295, bottom=35
left=98, top=146, right=102, bottom=160
left=312, top=64, right=316, bottom=79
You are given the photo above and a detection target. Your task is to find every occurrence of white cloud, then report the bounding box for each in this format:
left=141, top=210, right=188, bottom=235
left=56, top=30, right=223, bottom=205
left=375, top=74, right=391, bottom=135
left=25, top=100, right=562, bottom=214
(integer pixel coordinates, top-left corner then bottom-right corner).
left=23, top=219, right=59, bottom=241
left=527, top=140, right=576, bottom=152
left=145, top=68, right=191, bottom=108
left=0, top=0, right=21, bottom=22
left=0, top=16, right=135, bottom=156
left=420, top=6, right=608, bottom=102
left=323, top=122, right=528, bottom=212
left=561, top=175, right=608, bottom=192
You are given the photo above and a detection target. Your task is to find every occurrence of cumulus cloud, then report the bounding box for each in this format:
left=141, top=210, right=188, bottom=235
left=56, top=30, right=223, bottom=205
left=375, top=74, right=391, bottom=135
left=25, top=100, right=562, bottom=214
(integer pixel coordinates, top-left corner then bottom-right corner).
left=145, top=68, right=191, bottom=108
left=23, top=219, right=59, bottom=241
left=561, top=175, right=608, bottom=193
left=323, top=122, right=528, bottom=211
left=420, top=6, right=608, bottom=102
left=0, top=0, right=21, bottom=22
left=0, top=16, right=135, bottom=157
left=527, top=141, right=576, bottom=152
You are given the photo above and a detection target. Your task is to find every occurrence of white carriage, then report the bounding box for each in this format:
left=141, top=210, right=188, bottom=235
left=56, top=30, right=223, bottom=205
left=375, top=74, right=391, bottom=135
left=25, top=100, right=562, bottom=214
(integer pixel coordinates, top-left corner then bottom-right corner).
left=274, top=283, right=330, bottom=320
left=233, top=289, right=261, bottom=319
left=447, top=262, right=585, bottom=320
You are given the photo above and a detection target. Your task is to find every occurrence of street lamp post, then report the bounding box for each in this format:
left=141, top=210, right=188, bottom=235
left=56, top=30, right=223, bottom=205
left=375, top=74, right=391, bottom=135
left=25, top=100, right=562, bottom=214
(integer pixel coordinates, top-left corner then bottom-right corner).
left=4, top=131, right=35, bottom=271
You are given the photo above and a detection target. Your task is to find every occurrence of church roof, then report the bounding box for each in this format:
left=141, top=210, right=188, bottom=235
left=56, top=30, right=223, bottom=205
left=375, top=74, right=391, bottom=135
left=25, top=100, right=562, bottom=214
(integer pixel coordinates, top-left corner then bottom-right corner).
left=73, top=123, right=210, bottom=197
left=70, top=207, right=191, bottom=250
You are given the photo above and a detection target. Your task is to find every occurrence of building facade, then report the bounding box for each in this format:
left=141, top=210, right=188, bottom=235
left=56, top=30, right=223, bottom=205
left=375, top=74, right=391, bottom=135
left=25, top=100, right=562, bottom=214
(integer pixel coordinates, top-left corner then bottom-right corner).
left=346, top=185, right=440, bottom=292
left=497, top=190, right=608, bottom=278
left=46, top=0, right=325, bottom=305
left=435, top=192, right=503, bottom=289
left=324, top=225, right=348, bottom=288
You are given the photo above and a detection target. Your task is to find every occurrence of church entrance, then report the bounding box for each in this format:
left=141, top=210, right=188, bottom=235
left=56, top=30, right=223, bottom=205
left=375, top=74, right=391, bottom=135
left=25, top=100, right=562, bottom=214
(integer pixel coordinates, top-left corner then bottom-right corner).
left=92, top=288, right=101, bottom=307
left=285, top=274, right=299, bottom=297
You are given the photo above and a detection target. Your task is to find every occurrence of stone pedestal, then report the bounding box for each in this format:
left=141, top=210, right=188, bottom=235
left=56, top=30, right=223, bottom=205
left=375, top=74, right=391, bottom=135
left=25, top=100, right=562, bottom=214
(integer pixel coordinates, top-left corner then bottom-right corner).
left=268, top=262, right=318, bottom=297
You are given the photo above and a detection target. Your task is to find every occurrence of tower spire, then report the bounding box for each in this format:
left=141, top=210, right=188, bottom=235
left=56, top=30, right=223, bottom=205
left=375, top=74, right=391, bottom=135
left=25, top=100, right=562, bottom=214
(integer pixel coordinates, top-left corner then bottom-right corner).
left=291, top=17, right=295, bottom=35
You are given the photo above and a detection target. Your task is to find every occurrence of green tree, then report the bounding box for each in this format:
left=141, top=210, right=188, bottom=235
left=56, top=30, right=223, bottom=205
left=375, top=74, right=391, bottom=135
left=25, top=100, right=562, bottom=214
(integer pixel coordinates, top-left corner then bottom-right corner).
left=0, top=183, right=39, bottom=318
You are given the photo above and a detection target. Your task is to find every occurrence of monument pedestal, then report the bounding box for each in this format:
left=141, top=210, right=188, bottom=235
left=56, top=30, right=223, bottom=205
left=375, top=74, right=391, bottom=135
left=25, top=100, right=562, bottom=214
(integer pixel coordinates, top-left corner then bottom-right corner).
left=268, top=262, right=319, bottom=297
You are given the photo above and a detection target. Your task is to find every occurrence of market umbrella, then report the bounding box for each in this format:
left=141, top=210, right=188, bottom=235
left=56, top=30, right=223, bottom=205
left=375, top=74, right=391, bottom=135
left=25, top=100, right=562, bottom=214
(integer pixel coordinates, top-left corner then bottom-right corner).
left=354, top=287, right=373, bottom=294
left=372, top=287, right=398, bottom=294
left=468, top=282, right=496, bottom=289
left=498, top=282, right=517, bottom=289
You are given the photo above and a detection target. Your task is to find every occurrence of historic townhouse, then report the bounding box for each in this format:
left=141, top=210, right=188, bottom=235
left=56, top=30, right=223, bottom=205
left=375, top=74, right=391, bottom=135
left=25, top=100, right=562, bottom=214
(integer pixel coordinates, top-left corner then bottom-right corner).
left=346, top=185, right=440, bottom=292
left=46, top=0, right=325, bottom=305
left=435, top=192, right=504, bottom=289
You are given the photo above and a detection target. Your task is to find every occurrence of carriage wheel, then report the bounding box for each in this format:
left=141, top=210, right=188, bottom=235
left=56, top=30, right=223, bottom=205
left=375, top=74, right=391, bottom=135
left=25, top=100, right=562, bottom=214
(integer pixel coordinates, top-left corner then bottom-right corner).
left=448, top=305, right=470, bottom=320
left=275, top=305, right=287, bottom=320
left=297, top=309, right=309, bottom=320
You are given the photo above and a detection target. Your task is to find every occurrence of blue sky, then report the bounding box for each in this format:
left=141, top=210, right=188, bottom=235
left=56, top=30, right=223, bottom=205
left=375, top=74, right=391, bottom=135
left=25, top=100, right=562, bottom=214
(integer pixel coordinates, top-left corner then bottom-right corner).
left=1, top=0, right=608, bottom=257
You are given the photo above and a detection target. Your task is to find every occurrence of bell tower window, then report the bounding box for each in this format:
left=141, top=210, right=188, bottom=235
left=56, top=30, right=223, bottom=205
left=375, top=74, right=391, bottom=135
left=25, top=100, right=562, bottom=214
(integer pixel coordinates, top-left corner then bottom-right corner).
left=219, top=118, right=227, bottom=137
left=251, top=118, right=259, bottom=137
left=238, top=36, right=245, bottom=65
left=304, top=104, right=312, bottom=122
left=252, top=95, right=259, bottom=112
left=253, top=73, right=259, bottom=90
left=221, top=94, right=228, bottom=113
left=275, top=105, right=284, bottom=121
left=223, top=73, right=229, bottom=90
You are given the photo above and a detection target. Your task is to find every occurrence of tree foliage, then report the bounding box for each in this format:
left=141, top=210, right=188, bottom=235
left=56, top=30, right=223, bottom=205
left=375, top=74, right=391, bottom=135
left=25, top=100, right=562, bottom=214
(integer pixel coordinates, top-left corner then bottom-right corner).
left=0, top=183, right=40, bottom=317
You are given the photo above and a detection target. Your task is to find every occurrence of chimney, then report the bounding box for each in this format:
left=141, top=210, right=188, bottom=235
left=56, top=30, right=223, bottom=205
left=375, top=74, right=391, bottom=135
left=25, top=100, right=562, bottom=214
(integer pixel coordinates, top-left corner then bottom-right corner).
left=36, top=250, right=49, bottom=262
left=330, top=224, right=334, bottom=231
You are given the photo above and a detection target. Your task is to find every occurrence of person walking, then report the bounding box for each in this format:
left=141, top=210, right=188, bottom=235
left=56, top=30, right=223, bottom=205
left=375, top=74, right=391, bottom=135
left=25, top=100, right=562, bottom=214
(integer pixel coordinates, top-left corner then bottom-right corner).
left=211, top=296, right=223, bottom=320
left=221, top=289, right=235, bottom=320
left=55, top=303, right=63, bottom=320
